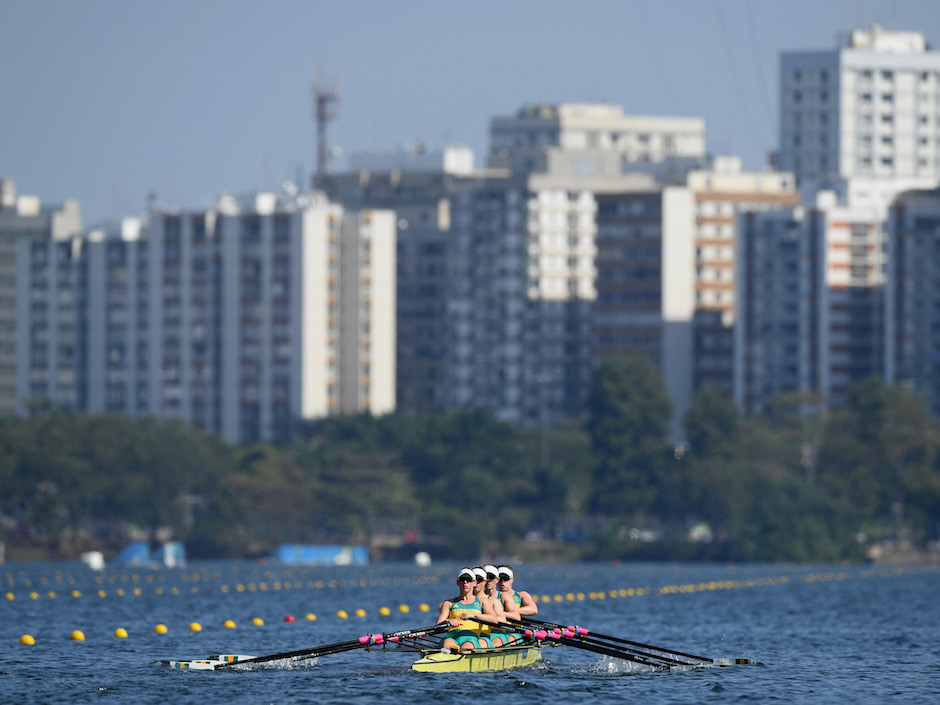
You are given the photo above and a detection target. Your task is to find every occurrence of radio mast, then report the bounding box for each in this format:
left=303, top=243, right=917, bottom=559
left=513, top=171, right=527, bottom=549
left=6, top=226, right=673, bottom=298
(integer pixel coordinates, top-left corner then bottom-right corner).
left=313, top=76, right=339, bottom=175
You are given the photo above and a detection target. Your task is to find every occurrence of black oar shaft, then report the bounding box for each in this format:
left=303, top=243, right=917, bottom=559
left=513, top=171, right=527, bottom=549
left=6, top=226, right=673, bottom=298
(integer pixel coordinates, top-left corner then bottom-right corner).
left=521, top=617, right=713, bottom=663
left=214, top=622, right=447, bottom=669
left=483, top=618, right=672, bottom=669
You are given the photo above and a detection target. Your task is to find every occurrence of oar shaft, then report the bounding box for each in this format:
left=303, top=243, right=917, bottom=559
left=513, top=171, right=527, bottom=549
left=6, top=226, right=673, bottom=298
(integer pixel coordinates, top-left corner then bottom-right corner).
left=521, top=617, right=713, bottom=663
left=487, top=619, right=671, bottom=669
left=214, top=622, right=448, bottom=669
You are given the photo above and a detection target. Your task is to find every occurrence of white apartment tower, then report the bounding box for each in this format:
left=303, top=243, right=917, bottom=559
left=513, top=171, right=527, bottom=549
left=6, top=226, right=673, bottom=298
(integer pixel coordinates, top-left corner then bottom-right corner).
left=1, top=179, right=82, bottom=415
left=779, top=25, right=940, bottom=188
left=19, top=190, right=395, bottom=444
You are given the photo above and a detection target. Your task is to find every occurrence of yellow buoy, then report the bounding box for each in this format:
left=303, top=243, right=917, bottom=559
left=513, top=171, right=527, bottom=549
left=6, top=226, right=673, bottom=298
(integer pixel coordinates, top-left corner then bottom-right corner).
left=305, top=613, right=317, bottom=621
left=336, top=610, right=348, bottom=619
left=154, top=624, right=168, bottom=634
left=379, top=606, right=390, bottom=616
left=223, top=619, right=236, bottom=629
left=70, top=630, right=85, bottom=641
left=189, top=622, right=203, bottom=632
left=418, top=603, right=429, bottom=612
left=251, top=617, right=264, bottom=626
left=20, top=634, right=35, bottom=645
left=354, top=608, right=366, bottom=618
left=114, top=628, right=128, bottom=638
left=4, top=592, right=13, bottom=601
left=72, top=590, right=81, bottom=598
left=398, top=604, right=410, bottom=613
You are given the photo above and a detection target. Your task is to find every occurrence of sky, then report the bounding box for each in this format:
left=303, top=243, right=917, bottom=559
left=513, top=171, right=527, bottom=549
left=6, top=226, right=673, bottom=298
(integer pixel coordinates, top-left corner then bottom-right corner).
left=2, top=0, right=940, bottom=228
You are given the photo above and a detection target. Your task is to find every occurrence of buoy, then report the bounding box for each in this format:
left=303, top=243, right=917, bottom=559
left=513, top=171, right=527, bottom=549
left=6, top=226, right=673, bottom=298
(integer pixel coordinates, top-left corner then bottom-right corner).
left=4, top=592, right=13, bottom=601
left=354, top=608, right=366, bottom=618
left=305, top=613, right=317, bottom=621
left=70, top=630, right=85, bottom=641
left=398, top=604, right=410, bottom=613
left=20, top=634, right=35, bottom=645
left=379, top=606, right=390, bottom=616
left=114, top=628, right=128, bottom=638
left=72, top=590, right=81, bottom=598
left=336, top=610, right=348, bottom=619
left=154, top=624, right=168, bottom=634
left=223, top=619, right=236, bottom=629
left=284, top=615, right=296, bottom=623
left=189, top=622, right=202, bottom=632
left=251, top=617, right=264, bottom=626
left=418, top=603, right=429, bottom=612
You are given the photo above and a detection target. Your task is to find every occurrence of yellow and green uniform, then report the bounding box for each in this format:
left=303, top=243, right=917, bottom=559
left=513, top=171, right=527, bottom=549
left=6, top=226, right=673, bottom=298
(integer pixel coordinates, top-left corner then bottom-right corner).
left=441, top=596, right=490, bottom=649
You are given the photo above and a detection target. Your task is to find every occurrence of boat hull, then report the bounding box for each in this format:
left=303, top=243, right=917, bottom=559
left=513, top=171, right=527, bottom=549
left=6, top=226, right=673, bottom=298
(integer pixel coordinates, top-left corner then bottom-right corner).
left=411, top=644, right=542, bottom=673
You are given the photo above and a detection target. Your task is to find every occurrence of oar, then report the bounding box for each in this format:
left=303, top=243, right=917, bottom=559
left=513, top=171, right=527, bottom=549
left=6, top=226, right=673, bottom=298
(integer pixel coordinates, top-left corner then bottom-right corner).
left=519, top=617, right=714, bottom=664
left=509, top=619, right=696, bottom=668
left=214, top=622, right=448, bottom=669
left=475, top=619, right=675, bottom=670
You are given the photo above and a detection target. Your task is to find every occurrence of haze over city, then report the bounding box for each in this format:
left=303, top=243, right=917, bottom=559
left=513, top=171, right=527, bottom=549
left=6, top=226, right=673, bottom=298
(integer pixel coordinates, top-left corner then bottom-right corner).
left=3, top=0, right=939, bottom=227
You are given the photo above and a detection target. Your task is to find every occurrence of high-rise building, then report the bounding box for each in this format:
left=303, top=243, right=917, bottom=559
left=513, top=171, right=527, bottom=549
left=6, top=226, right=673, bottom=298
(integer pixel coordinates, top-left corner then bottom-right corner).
left=735, top=191, right=886, bottom=415
left=0, top=178, right=82, bottom=415
left=18, top=189, right=395, bottom=444
left=779, top=25, right=940, bottom=189
left=886, top=186, right=940, bottom=416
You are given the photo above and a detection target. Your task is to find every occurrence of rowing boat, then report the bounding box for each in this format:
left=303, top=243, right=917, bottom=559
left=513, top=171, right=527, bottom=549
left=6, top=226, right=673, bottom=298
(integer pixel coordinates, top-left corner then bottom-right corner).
left=411, top=642, right=543, bottom=673
left=170, top=654, right=256, bottom=670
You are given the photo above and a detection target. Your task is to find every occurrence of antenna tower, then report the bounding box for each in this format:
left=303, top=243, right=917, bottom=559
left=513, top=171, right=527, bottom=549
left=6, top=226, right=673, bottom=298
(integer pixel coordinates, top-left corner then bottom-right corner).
left=313, top=76, right=339, bottom=175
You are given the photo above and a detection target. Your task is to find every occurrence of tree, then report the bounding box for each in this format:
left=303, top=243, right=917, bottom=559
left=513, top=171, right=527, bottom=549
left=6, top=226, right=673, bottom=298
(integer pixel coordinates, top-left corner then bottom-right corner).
left=586, top=355, right=672, bottom=518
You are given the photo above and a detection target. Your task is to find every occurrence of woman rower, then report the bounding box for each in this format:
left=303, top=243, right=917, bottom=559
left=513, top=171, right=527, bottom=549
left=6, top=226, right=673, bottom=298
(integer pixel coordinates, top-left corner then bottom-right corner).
left=480, top=564, right=512, bottom=647
left=497, top=565, right=538, bottom=622
left=436, top=567, right=500, bottom=653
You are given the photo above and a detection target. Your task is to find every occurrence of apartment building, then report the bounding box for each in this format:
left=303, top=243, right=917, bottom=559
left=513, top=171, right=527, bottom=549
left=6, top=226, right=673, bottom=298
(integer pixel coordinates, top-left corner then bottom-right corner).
left=686, top=158, right=800, bottom=396
left=0, top=179, right=82, bottom=415
left=886, top=187, right=940, bottom=416
left=779, top=25, right=940, bottom=188
left=17, top=189, right=395, bottom=444
left=735, top=191, right=886, bottom=415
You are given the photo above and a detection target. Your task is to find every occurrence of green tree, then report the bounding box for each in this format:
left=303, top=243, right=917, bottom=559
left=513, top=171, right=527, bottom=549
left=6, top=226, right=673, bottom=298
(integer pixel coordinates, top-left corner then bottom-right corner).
left=586, top=355, right=672, bottom=519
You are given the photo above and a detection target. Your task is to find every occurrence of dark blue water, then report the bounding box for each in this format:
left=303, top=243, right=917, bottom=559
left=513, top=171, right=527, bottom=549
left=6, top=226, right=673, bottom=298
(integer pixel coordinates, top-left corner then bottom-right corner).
left=1, top=561, right=938, bottom=704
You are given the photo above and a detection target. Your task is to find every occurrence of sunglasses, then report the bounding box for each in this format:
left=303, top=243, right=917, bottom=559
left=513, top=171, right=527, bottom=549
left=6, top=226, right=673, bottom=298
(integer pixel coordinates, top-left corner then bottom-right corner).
left=475, top=576, right=486, bottom=581
left=498, top=574, right=511, bottom=580
left=486, top=574, right=498, bottom=580
left=458, top=576, right=474, bottom=582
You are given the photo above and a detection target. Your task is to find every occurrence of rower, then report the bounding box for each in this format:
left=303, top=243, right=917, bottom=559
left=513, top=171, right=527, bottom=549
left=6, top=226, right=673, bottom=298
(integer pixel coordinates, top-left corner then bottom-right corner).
left=497, top=565, right=537, bottom=624
left=480, top=564, right=511, bottom=647
left=435, top=567, right=499, bottom=653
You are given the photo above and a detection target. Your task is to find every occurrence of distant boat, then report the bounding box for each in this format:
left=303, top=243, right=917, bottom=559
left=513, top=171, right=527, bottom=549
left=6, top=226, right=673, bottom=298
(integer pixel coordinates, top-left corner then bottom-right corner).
left=270, top=544, right=369, bottom=566
left=80, top=551, right=105, bottom=571
left=115, top=540, right=186, bottom=567
left=153, top=541, right=186, bottom=568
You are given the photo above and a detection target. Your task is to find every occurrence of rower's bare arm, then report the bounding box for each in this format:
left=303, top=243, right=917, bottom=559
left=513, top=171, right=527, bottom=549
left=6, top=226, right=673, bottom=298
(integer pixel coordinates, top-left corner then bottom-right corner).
left=492, top=595, right=508, bottom=623
left=518, top=591, right=538, bottom=616
left=435, top=600, right=452, bottom=624
left=478, top=595, right=500, bottom=623
left=501, top=593, right=522, bottom=621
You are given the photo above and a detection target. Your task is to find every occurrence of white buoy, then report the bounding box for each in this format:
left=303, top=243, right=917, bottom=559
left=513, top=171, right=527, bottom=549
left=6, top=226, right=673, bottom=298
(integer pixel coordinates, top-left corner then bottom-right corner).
left=414, top=551, right=431, bottom=567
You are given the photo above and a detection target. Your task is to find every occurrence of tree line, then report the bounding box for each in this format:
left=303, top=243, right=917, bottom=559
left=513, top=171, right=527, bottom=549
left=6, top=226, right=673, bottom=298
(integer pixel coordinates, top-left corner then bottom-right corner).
left=2, top=355, right=938, bottom=563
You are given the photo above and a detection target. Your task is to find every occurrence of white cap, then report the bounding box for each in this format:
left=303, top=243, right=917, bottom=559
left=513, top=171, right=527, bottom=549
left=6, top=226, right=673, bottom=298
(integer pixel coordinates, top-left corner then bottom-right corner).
left=473, top=567, right=487, bottom=580
left=458, top=567, right=475, bottom=580
left=483, top=564, right=499, bottom=577
left=497, top=566, right=514, bottom=580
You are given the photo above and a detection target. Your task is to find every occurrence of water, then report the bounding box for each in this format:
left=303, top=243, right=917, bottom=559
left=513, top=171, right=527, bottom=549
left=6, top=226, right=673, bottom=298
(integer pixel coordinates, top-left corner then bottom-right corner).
left=1, top=561, right=938, bottom=704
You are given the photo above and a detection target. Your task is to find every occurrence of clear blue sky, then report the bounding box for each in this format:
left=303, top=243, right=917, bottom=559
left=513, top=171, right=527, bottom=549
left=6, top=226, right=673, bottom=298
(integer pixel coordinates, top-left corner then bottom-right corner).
left=2, top=0, right=939, bottom=227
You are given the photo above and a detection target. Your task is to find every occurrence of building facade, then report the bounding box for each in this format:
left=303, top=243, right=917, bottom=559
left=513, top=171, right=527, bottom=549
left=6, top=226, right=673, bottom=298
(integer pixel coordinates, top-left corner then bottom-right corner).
left=17, top=189, right=395, bottom=444
left=779, top=25, right=940, bottom=188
